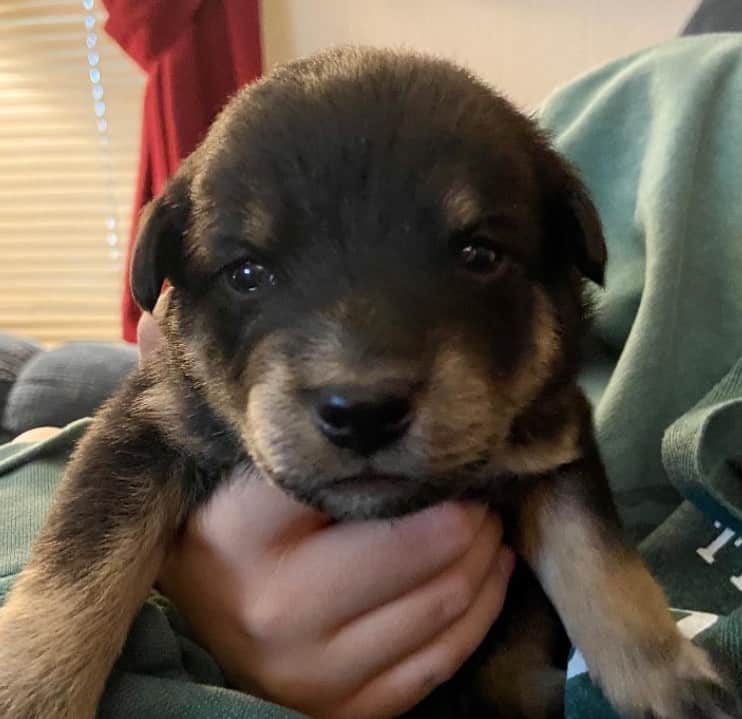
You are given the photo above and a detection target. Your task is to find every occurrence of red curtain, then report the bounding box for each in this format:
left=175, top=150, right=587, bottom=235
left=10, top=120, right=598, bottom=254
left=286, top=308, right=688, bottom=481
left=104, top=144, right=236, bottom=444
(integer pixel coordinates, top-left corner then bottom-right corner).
left=103, top=0, right=263, bottom=341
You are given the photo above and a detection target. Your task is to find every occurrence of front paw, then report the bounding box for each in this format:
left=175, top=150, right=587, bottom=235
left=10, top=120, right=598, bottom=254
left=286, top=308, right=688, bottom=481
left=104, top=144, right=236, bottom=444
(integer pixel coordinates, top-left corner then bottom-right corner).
left=599, top=638, right=739, bottom=719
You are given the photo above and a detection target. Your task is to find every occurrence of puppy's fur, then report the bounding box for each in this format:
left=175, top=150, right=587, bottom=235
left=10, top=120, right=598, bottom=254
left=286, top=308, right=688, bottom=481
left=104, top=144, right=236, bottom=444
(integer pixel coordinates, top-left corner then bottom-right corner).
left=0, top=48, right=736, bottom=719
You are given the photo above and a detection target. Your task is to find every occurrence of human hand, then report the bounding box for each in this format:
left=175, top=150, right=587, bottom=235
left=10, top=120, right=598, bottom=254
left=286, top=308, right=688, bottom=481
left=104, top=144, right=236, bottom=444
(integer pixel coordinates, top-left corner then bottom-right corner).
left=159, top=481, right=514, bottom=719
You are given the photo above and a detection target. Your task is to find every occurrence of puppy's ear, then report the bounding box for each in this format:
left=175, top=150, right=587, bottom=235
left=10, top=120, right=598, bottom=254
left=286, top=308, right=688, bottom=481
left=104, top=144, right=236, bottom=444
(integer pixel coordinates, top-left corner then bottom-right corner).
left=130, top=172, right=191, bottom=312
left=538, top=145, right=607, bottom=286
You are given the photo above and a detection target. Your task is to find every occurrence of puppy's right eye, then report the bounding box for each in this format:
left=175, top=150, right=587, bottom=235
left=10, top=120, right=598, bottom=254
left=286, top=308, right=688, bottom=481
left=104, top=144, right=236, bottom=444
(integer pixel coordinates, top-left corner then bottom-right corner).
left=452, top=231, right=509, bottom=279
left=224, top=259, right=276, bottom=295
left=458, top=242, right=502, bottom=273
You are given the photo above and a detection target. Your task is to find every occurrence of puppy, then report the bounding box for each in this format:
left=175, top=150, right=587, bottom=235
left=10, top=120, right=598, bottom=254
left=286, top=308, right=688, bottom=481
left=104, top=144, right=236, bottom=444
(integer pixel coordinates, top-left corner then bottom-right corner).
left=0, top=47, right=735, bottom=719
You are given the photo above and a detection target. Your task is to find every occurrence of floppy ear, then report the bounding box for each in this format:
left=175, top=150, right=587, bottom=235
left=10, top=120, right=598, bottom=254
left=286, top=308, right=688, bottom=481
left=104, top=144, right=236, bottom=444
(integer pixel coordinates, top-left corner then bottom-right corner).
left=130, top=173, right=191, bottom=312
left=538, top=145, right=607, bottom=286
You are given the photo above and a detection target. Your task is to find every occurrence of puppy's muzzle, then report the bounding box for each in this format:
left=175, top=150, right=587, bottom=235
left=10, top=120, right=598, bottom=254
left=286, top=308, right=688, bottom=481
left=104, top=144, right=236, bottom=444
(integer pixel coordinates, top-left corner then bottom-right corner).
left=310, top=383, right=414, bottom=456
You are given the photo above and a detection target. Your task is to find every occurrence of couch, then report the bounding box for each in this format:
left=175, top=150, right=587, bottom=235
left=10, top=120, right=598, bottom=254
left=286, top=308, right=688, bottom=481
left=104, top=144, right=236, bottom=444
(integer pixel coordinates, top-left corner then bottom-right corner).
left=0, top=333, right=137, bottom=443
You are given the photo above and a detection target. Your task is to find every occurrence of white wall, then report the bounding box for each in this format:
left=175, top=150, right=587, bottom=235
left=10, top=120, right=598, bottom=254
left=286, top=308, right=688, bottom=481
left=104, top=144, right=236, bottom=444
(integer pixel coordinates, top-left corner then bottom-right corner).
left=261, top=0, right=698, bottom=110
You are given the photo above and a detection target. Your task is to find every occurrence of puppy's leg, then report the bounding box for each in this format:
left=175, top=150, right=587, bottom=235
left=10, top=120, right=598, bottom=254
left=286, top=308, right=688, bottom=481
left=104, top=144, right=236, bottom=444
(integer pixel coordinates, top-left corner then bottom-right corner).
left=516, top=449, right=739, bottom=719
left=475, top=564, right=569, bottom=719
left=0, top=397, right=192, bottom=719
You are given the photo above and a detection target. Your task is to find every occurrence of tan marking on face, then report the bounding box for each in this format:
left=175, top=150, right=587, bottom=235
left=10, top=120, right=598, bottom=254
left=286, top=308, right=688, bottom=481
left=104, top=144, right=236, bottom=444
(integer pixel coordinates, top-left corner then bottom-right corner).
left=241, top=201, right=274, bottom=248
left=296, top=314, right=422, bottom=391
left=0, top=474, right=184, bottom=719
left=505, top=287, right=561, bottom=404
left=443, top=181, right=482, bottom=230
left=299, top=357, right=420, bottom=395
left=381, top=288, right=564, bottom=479
left=518, top=476, right=722, bottom=718
left=379, top=342, right=504, bottom=477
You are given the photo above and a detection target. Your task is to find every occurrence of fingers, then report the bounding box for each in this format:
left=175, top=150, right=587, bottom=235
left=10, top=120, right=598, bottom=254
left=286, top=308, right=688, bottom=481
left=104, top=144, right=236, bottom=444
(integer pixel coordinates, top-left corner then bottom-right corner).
left=136, top=287, right=171, bottom=364
left=136, top=314, right=161, bottom=364
left=325, top=510, right=503, bottom=686
left=10, top=427, right=61, bottom=444
left=331, top=546, right=516, bottom=719
left=152, top=286, right=173, bottom=319
left=281, top=502, right=492, bottom=628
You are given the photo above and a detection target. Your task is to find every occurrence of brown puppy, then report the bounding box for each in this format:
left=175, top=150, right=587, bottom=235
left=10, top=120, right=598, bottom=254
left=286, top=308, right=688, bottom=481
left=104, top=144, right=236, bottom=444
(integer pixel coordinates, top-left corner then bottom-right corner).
left=0, top=48, right=735, bottom=719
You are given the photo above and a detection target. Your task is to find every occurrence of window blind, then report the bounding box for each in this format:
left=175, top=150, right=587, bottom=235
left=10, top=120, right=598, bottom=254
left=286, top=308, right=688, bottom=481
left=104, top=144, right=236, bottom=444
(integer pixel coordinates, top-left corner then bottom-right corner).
left=0, top=0, right=145, bottom=345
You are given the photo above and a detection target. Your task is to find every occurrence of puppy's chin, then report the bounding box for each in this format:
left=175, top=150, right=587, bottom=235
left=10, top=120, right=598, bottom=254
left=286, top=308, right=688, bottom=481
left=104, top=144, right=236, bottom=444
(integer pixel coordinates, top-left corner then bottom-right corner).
left=273, top=473, right=462, bottom=521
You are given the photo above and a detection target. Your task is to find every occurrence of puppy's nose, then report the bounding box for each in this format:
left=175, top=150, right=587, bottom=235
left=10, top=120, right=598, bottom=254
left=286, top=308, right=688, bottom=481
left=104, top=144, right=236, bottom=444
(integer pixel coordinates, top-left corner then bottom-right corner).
left=313, top=386, right=412, bottom=456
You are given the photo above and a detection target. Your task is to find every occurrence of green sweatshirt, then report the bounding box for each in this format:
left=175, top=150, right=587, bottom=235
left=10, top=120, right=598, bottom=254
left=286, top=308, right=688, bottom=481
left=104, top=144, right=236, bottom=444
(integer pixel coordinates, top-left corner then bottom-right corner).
left=2, top=33, right=741, bottom=718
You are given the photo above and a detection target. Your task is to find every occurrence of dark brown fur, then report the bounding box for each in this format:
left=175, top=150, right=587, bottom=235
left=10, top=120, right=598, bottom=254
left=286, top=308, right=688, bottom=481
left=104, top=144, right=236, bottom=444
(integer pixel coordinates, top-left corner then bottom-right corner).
left=0, top=47, right=736, bottom=719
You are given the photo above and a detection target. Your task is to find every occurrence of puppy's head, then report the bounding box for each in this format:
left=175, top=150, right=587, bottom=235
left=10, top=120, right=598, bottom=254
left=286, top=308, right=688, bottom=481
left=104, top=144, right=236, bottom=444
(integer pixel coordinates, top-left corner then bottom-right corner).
left=131, top=48, right=605, bottom=519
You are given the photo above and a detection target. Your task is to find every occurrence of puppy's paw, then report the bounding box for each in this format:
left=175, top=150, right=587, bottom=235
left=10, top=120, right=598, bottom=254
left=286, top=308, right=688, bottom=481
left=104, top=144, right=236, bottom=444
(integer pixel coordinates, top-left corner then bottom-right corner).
left=601, top=638, right=739, bottom=719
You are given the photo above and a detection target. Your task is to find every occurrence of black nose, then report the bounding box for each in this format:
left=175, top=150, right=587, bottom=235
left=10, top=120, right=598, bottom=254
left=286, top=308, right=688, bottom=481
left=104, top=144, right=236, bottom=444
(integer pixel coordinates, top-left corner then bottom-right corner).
left=313, top=386, right=413, bottom=456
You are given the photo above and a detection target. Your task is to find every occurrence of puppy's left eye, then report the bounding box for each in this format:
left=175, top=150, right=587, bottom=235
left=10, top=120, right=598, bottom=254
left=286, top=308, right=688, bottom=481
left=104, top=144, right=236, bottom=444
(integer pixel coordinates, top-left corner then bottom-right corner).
left=225, top=259, right=276, bottom=294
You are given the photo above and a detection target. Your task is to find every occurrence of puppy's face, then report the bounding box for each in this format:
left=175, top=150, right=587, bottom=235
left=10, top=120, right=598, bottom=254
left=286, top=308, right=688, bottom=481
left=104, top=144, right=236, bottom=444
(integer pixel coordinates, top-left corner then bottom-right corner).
left=132, top=49, right=606, bottom=519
